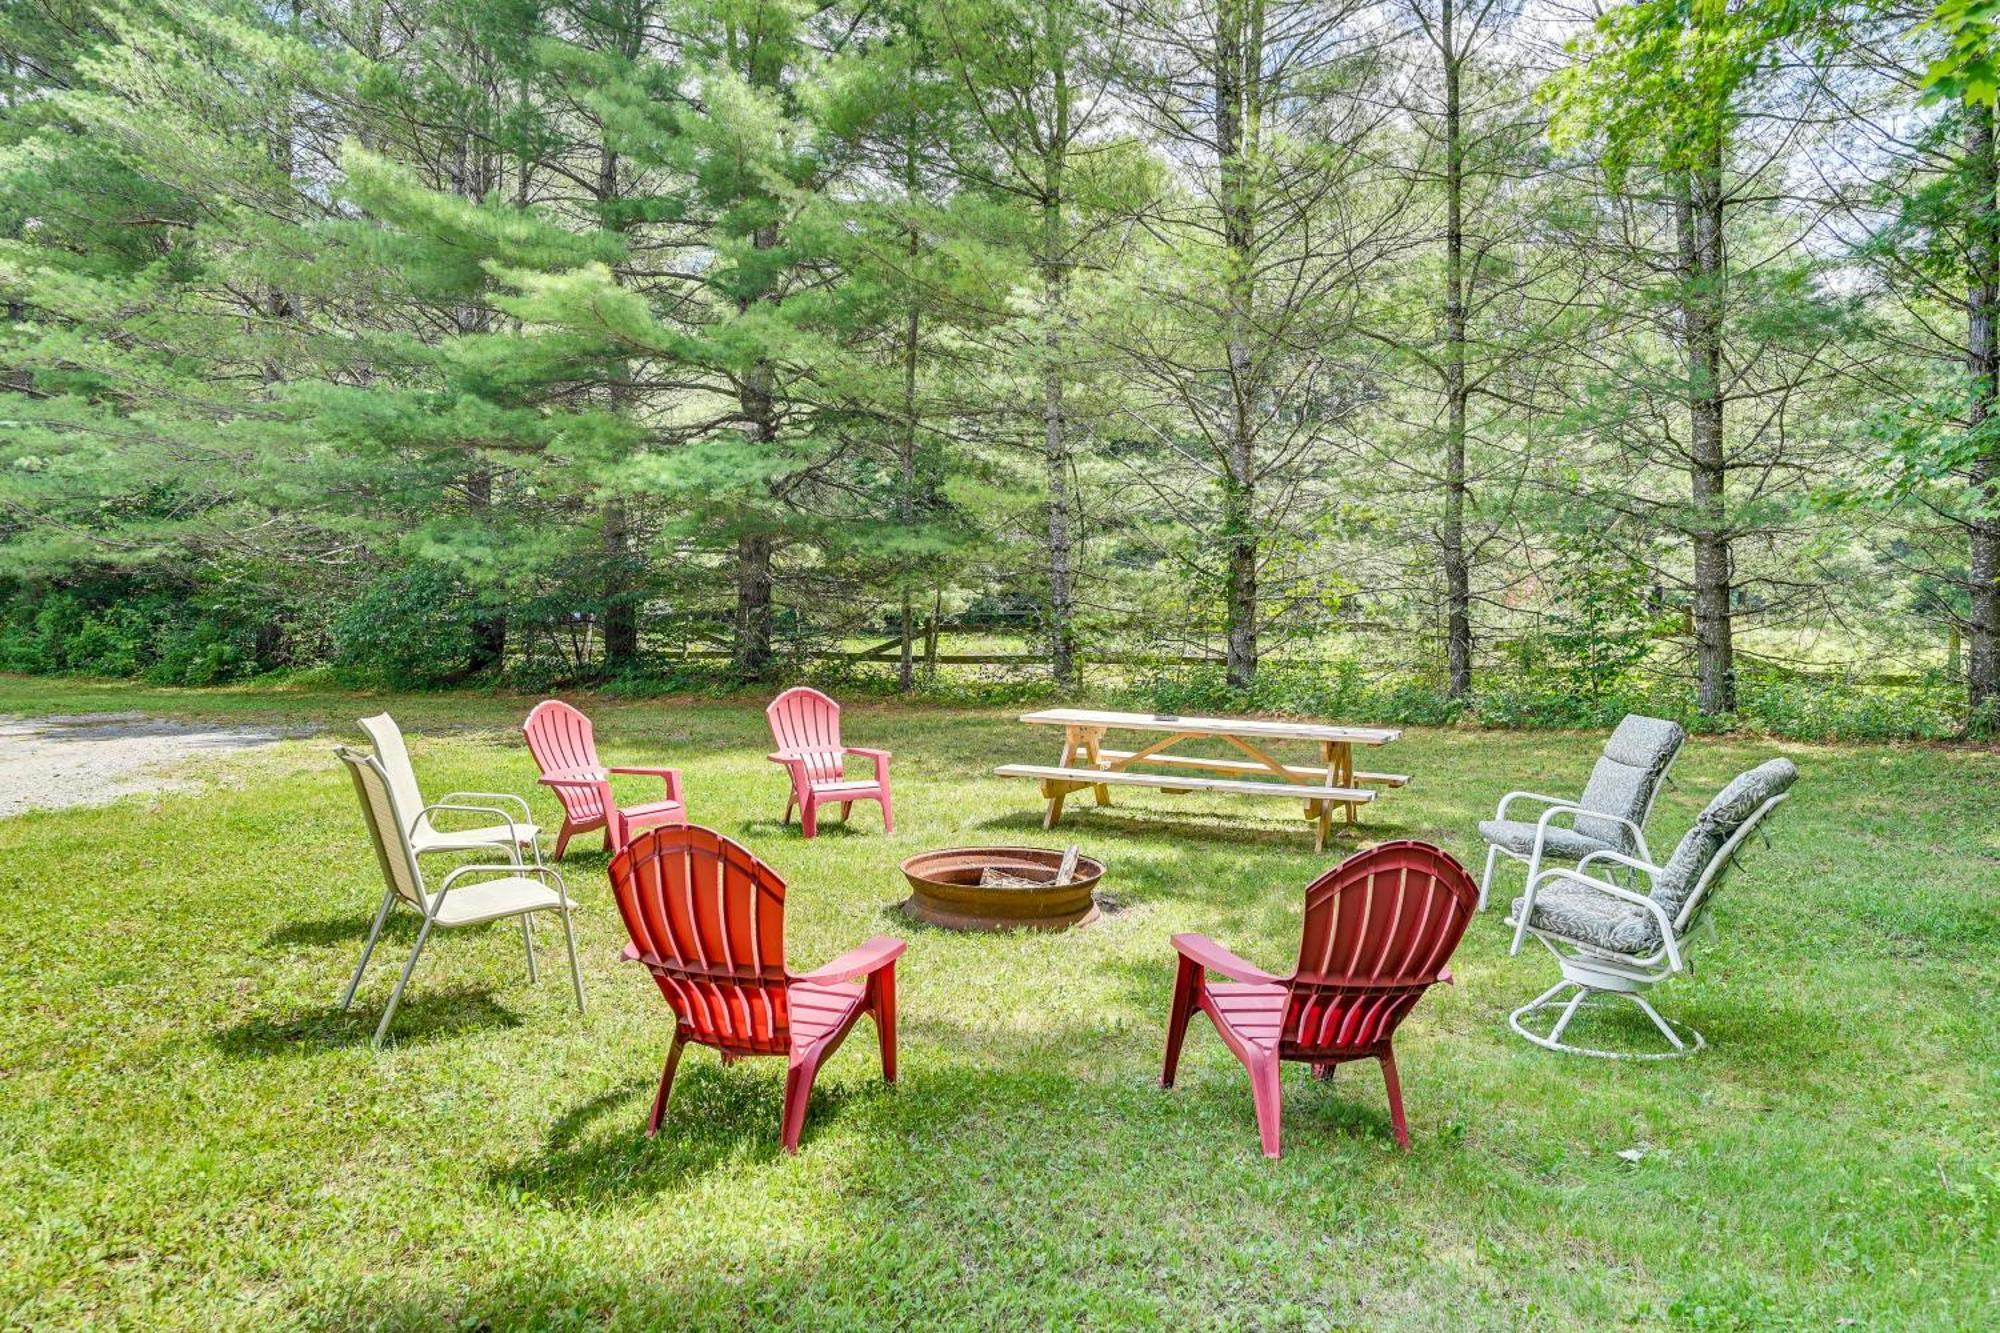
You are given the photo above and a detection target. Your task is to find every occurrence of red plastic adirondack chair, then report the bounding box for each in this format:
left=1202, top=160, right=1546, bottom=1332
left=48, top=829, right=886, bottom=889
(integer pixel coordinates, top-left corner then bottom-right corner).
left=765, top=686, right=893, bottom=838
left=522, top=699, right=686, bottom=858
left=608, top=825, right=906, bottom=1152
left=1161, top=840, right=1477, bottom=1156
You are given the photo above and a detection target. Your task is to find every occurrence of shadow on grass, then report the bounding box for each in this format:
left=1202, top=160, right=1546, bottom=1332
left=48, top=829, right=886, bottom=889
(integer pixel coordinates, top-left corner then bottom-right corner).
left=736, top=816, right=872, bottom=841
left=969, top=806, right=1415, bottom=851
left=210, top=985, right=522, bottom=1057
left=487, top=1056, right=893, bottom=1203
left=264, top=913, right=423, bottom=949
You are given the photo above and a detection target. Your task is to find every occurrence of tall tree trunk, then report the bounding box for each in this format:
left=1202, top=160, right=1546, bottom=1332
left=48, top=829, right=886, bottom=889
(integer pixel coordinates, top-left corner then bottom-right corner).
left=897, top=108, right=923, bottom=693
left=1440, top=0, right=1472, bottom=700
left=1966, top=104, right=2000, bottom=714
left=735, top=530, right=774, bottom=680
left=1216, top=0, right=1260, bottom=690
left=1679, top=152, right=1734, bottom=715
left=736, top=254, right=780, bottom=682
left=597, top=134, right=641, bottom=674
left=1042, top=10, right=1078, bottom=690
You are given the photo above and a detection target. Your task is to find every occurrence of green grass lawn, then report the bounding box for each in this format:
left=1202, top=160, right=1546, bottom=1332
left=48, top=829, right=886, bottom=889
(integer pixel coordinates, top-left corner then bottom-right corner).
left=0, top=677, right=1994, bottom=1329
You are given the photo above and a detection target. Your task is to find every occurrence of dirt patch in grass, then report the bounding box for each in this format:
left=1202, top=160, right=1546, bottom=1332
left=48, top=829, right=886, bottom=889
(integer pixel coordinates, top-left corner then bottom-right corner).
left=0, top=711, right=306, bottom=816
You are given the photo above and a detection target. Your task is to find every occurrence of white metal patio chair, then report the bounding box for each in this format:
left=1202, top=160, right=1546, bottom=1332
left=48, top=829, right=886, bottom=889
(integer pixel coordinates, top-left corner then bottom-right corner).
left=337, top=746, right=583, bottom=1048
left=1504, top=757, right=1797, bottom=1059
left=1476, top=714, right=1686, bottom=909
left=358, top=713, right=542, bottom=863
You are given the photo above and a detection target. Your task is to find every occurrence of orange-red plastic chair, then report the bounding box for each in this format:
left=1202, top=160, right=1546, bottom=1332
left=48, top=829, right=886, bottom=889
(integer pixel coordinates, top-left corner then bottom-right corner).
left=765, top=686, right=893, bottom=838
left=1161, top=840, right=1477, bottom=1156
left=522, top=699, right=686, bottom=858
left=608, top=824, right=906, bottom=1153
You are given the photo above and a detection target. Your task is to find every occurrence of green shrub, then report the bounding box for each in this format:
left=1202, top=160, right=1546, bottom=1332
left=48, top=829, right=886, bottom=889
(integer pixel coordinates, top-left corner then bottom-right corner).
left=330, top=565, right=485, bottom=689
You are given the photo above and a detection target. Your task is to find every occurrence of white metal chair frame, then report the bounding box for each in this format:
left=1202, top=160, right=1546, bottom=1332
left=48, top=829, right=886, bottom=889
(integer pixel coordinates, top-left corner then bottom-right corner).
left=1477, top=742, right=1682, bottom=911
left=1504, top=791, right=1789, bottom=1060
left=357, top=713, right=543, bottom=864
left=337, top=747, right=584, bottom=1048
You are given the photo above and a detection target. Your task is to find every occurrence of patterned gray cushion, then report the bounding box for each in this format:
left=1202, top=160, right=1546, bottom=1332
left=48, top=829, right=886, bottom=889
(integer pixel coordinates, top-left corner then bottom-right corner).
left=1572, top=715, right=1685, bottom=847
left=1512, top=881, right=1663, bottom=954
left=1478, top=818, right=1619, bottom=862
left=1649, top=758, right=1797, bottom=923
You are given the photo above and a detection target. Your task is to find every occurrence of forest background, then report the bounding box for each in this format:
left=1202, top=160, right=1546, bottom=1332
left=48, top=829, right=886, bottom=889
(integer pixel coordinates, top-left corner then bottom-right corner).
left=5, top=0, right=2000, bottom=742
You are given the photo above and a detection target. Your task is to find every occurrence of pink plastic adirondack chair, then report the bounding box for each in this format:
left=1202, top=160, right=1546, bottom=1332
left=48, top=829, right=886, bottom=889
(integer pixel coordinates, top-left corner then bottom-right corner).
left=608, top=824, right=906, bottom=1153
left=765, top=686, right=893, bottom=838
left=522, top=699, right=686, bottom=858
left=1162, top=840, right=1477, bottom=1156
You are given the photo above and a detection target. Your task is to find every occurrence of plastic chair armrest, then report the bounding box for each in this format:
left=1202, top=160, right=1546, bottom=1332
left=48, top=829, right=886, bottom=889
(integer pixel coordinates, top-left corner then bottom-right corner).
left=1172, top=932, right=1282, bottom=985
left=609, top=766, right=684, bottom=802
left=792, top=935, right=907, bottom=985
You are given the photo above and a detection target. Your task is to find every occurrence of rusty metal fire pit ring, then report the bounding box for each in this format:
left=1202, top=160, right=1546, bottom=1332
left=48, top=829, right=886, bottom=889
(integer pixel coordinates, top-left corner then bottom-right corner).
left=898, top=846, right=1105, bottom=931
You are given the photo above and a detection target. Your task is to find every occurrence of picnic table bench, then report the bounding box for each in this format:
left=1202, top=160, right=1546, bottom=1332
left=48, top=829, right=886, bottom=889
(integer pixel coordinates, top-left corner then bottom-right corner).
left=994, top=708, right=1405, bottom=852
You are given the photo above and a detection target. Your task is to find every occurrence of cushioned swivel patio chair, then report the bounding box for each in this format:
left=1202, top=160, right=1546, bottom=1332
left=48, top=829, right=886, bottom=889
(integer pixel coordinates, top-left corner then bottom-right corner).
left=1477, top=714, right=1685, bottom=909
left=1161, top=840, right=1479, bottom=1156
left=1505, top=757, right=1796, bottom=1059
left=337, top=747, right=583, bottom=1048
left=765, top=686, right=893, bottom=839
left=357, top=713, right=541, bottom=863
left=522, top=699, right=686, bottom=858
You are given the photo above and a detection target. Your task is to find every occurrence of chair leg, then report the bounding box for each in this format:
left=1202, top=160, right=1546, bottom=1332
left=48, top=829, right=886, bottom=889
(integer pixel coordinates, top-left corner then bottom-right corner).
left=781, top=1056, right=819, bottom=1153
left=783, top=790, right=796, bottom=826
left=869, top=966, right=898, bottom=1083
left=521, top=914, right=538, bottom=984
left=557, top=905, right=585, bottom=1014
left=839, top=801, right=852, bottom=822
left=1161, top=956, right=1201, bottom=1088
left=646, top=1030, right=688, bottom=1137
left=1248, top=1053, right=1284, bottom=1159
left=1479, top=845, right=1499, bottom=910
left=880, top=787, right=894, bottom=834
left=554, top=823, right=575, bottom=860
left=1546, top=984, right=1593, bottom=1047
left=800, top=796, right=818, bottom=839
left=341, top=890, right=397, bottom=1010
left=373, top=915, right=437, bottom=1049
left=1379, top=1048, right=1409, bottom=1150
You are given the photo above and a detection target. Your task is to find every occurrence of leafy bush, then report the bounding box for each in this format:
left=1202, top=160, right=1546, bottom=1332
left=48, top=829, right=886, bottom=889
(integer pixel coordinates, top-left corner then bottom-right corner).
left=330, top=565, right=487, bottom=689
left=0, top=582, right=280, bottom=684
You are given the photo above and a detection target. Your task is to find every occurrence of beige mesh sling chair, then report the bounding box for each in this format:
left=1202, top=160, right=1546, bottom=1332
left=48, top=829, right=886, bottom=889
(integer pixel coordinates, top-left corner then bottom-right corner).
left=357, top=713, right=542, bottom=863
left=337, top=746, right=583, bottom=1047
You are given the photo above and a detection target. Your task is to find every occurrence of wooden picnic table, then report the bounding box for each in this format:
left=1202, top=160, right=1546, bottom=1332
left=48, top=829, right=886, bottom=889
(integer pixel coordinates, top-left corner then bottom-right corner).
left=993, top=708, right=1406, bottom=852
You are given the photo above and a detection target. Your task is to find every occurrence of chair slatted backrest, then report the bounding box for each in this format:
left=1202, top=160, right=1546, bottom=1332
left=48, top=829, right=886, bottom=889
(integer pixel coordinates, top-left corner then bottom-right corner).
left=609, top=825, right=793, bottom=1055
left=358, top=713, right=429, bottom=839
left=523, top=699, right=606, bottom=823
left=1284, top=841, right=1477, bottom=1056
left=767, top=687, right=845, bottom=783
left=338, top=747, right=429, bottom=913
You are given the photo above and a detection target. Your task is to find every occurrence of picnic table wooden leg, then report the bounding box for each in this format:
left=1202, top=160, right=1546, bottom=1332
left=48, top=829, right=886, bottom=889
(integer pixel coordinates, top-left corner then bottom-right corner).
left=1083, top=727, right=1111, bottom=806
left=1312, top=800, right=1331, bottom=854
left=1324, top=741, right=1360, bottom=825
left=1040, top=778, right=1069, bottom=829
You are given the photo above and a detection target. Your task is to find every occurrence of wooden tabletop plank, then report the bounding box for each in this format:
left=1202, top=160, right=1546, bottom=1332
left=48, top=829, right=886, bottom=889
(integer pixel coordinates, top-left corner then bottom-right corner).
left=1018, top=707, right=1401, bottom=746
